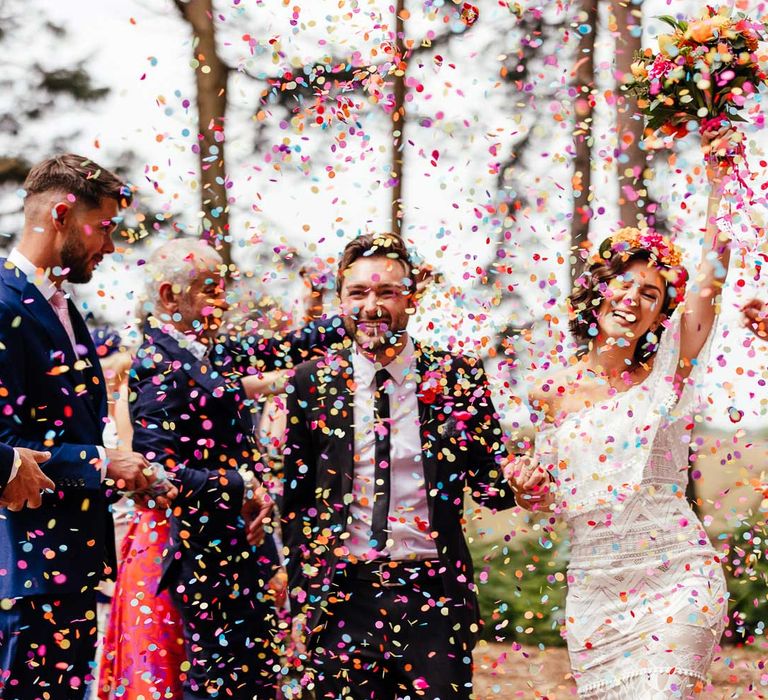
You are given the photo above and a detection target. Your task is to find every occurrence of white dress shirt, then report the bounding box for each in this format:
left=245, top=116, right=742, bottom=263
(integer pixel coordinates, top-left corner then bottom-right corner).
left=7, top=249, right=58, bottom=301
left=346, top=337, right=438, bottom=561
left=4, top=248, right=106, bottom=485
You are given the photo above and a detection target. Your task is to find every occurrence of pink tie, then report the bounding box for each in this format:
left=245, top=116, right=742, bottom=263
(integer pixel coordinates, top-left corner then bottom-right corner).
left=50, top=290, right=77, bottom=353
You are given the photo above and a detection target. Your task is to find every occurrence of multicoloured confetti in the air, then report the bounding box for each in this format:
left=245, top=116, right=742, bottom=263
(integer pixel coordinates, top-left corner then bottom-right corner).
left=1, top=0, right=768, bottom=697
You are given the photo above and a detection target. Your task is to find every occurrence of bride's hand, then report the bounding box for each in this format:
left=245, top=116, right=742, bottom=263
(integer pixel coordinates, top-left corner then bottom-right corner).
left=701, top=124, right=741, bottom=190
left=505, top=455, right=553, bottom=511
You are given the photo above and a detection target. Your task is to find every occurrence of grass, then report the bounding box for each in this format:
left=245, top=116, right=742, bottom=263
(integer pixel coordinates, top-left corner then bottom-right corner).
left=472, top=535, right=568, bottom=647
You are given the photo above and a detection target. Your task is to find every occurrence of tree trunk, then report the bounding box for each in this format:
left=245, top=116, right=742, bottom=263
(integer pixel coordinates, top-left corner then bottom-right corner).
left=390, top=0, right=407, bottom=236
left=174, top=0, right=232, bottom=268
left=569, top=0, right=598, bottom=286
left=611, top=0, right=653, bottom=229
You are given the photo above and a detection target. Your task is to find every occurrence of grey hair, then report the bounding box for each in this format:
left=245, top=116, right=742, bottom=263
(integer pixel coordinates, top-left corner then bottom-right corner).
left=139, top=237, right=223, bottom=319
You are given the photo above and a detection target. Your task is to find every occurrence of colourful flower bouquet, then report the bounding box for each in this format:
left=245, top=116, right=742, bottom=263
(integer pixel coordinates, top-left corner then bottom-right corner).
left=623, top=6, right=768, bottom=141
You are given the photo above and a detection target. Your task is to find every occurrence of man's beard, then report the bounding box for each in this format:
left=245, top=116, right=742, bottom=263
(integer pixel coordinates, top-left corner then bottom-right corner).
left=60, top=233, right=93, bottom=284
left=343, top=312, right=408, bottom=354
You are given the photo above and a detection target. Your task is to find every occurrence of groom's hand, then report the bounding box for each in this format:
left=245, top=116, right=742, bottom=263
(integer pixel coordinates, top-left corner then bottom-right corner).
left=505, top=455, right=552, bottom=511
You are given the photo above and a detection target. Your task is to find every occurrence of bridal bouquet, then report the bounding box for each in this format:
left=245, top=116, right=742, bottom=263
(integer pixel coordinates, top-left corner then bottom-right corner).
left=623, top=6, right=768, bottom=147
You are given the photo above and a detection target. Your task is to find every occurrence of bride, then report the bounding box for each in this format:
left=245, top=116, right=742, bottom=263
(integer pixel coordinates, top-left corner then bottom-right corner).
left=510, top=131, right=736, bottom=698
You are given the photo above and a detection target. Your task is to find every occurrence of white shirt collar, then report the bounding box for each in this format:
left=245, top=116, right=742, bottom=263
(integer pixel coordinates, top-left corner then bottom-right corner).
left=8, top=248, right=58, bottom=301
left=149, top=316, right=209, bottom=362
left=352, top=336, right=416, bottom=387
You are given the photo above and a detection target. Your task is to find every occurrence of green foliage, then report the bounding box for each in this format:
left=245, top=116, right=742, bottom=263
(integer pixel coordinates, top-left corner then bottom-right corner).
left=35, top=64, right=110, bottom=102
left=473, top=538, right=567, bottom=647
left=656, top=15, right=688, bottom=32
left=723, top=520, right=768, bottom=644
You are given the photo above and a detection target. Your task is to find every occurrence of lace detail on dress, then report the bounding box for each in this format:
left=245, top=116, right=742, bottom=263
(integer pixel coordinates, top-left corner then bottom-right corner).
left=579, top=671, right=706, bottom=700
left=536, top=308, right=726, bottom=696
left=539, top=307, right=718, bottom=515
left=574, top=623, right=721, bottom=699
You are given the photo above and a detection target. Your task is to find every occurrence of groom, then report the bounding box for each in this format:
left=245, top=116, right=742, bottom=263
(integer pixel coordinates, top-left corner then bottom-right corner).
left=282, top=233, right=517, bottom=699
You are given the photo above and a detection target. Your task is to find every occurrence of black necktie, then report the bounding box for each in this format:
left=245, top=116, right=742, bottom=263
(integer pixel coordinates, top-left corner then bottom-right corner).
left=371, top=368, right=391, bottom=552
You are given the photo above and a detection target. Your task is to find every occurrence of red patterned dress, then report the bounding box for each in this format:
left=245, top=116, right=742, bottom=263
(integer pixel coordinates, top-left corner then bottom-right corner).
left=97, top=509, right=186, bottom=699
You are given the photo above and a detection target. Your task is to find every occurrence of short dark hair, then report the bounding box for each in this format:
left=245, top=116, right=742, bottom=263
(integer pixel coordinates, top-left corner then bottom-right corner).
left=23, top=153, right=132, bottom=209
left=336, top=233, right=416, bottom=294
left=568, top=248, right=675, bottom=365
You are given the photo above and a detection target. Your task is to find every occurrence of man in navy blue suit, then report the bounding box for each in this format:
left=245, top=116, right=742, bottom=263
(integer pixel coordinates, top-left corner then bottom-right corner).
left=0, top=155, right=169, bottom=699
left=130, top=238, right=345, bottom=699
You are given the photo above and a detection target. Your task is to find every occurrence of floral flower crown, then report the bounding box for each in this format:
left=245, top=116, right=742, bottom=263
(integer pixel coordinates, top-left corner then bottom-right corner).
left=590, top=227, right=688, bottom=307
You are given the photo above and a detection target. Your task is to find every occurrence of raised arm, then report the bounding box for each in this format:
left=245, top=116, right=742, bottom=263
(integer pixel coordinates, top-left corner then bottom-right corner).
left=678, top=130, right=736, bottom=374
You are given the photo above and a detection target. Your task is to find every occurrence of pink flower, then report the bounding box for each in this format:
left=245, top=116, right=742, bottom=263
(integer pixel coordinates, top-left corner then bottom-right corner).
left=648, top=55, right=674, bottom=80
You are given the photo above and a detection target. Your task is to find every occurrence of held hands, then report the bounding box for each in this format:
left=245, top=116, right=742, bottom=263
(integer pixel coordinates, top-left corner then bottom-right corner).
left=742, top=298, right=768, bottom=340
left=131, top=479, right=178, bottom=512
left=0, top=448, right=54, bottom=511
left=104, top=449, right=178, bottom=510
left=241, top=483, right=274, bottom=547
left=505, top=455, right=554, bottom=511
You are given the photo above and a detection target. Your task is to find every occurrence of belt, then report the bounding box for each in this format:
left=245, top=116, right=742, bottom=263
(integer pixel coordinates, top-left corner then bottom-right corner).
left=340, top=559, right=444, bottom=588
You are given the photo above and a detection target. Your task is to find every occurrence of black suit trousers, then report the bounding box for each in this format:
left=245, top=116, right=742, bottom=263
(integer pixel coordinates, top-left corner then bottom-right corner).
left=0, top=592, right=97, bottom=700
left=311, top=573, right=473, bottom=700
left=170, top=579, right=278, bottom=700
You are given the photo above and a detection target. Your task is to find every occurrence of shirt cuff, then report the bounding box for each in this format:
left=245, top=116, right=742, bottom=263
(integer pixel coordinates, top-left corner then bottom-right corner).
left=6, top=448, right=21, bottom=485
left=96, top=446, right=108, bottom=481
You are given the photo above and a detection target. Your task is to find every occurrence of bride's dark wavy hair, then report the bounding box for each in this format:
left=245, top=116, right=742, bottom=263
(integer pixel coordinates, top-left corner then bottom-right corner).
left=568, top=248, right=677, bottom=366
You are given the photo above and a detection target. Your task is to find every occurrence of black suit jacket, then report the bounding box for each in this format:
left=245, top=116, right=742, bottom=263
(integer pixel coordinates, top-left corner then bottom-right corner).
left=281, top=342, right=515, bottom=650
left=0, top=261, right=113, bottom=598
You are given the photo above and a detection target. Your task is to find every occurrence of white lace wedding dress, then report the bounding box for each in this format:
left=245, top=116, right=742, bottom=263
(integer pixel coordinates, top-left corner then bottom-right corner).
left=537, top=309, right=727, bottom=698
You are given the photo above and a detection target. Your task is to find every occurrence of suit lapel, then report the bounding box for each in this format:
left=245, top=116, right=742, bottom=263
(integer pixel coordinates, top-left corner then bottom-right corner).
left=315, top=350, right=355, bottom=503
left=69, top=300, right=107, bottom=423
left=415, top=344, right=439, bottom=507
left=0, top=264, right=103, bottom=429
left=1, top=264, right=77, bottom=364
left=146, top=323, right=226, bottom=399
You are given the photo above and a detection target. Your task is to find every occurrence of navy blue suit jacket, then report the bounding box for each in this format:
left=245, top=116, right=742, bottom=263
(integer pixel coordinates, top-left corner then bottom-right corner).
left=0, top=261, right=114, bottom=598
left=130, top=323, right=275, bottom=594
left=0, top=443, right=16, bottom=498
left=130, top=317, right=346, bottom=595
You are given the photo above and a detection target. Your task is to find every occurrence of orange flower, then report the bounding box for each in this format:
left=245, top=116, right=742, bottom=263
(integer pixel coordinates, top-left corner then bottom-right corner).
left=686, top=19, right=716, bottom=43
left=686, top=14, right=731, bottom=43
left=630, top=60, right=648, bottom=80
left=660, top=122, right=689, bottom=138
